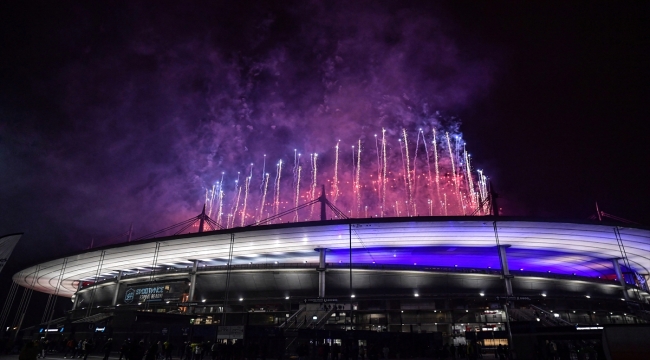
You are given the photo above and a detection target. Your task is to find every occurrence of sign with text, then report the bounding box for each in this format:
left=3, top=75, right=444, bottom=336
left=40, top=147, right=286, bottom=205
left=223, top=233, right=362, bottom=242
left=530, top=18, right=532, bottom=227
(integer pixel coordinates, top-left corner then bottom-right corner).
left=122, top=283, right=186, bottom=304
left=217, top=326, right=245, bottom=339
left=303, top=298, right=339, bottom=303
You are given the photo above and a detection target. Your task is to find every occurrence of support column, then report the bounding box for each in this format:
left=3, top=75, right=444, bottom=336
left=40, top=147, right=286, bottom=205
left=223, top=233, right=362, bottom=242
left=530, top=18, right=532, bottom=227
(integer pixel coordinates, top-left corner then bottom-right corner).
left=111, top=271, right=124, bottom=306
left=189, top=260, right=200, bottom=303
left=612, top=258, right=630, bottom=301
left=498, top=245, right=513, bottom=296
left=316, top=248, right=328, bottom=298
left=71, top=282, right=80, bottom=311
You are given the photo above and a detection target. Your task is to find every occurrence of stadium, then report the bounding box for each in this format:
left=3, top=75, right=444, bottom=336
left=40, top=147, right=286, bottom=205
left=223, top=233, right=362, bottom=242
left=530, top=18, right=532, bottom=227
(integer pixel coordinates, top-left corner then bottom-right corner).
left=4, top=192, right=650, bottom=358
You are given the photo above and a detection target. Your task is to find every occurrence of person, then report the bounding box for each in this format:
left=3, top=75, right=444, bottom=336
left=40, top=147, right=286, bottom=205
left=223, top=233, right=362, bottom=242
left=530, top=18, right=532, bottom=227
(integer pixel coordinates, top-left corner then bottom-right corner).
left=192, top=343, right=202, bottom=360
left=83, top=339, right=94, bottom=360
left=164, top=341, right=173, bottom=360
left=64, top=338, right=76, bottom=359
left=36, top=338, right=44, bottom=359
left=73, top=340, right=84, bottom=359
left=103, top=338, right=114, bottom=360
left=210, top=341, right=218, bottom=360
left=119, top=340, right=130, bottom=360
left=20, top=341, right=39, bottom=360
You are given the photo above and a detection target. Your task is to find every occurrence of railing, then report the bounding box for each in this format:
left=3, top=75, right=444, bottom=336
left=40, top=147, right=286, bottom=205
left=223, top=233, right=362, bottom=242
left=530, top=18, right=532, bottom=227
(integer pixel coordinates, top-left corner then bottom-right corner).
left=530, top=305, right=574, bottom=326
left=315, top=306, right=337, bottom=329
left=279, top=307, right=305, bottom=328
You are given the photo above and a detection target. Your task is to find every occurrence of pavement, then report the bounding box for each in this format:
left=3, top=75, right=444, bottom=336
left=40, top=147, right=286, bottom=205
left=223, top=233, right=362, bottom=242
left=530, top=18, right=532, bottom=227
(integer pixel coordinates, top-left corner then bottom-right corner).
left=0, top=354, right=502, bottom=360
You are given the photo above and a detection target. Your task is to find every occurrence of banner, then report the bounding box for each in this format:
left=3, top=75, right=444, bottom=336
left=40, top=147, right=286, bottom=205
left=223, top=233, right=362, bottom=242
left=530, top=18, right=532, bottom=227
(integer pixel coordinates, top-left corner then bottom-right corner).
left=0, top=233, right=22, bottom=274
left=122, top=282, right=187, bottom=304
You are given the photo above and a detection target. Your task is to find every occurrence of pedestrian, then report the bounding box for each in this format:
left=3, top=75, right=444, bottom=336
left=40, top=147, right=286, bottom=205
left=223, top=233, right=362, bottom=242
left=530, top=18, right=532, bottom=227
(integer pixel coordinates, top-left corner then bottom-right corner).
left=119, top=340, right=130, bottom=360
left=83, top=339, right=94, bottom=360
left=20, top=341, right=39, bottom=360
left=103, top=338, right=114, bottom=360
left=164, top=341, right=173, bottom=360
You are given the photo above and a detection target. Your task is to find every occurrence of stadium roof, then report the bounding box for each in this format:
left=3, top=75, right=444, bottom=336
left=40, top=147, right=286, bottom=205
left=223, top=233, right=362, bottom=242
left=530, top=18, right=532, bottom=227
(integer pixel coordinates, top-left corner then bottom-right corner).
left=12, top=217, right=650, bottom=297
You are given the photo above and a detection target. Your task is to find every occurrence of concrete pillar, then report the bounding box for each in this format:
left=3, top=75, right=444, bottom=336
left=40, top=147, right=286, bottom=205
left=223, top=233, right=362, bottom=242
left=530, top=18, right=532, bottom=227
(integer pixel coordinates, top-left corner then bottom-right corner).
left=498, top=245, right=513, bottom=296
left=612, top=259, right=630, bottom=301
left=71, top=281, right=81, bottom=311
left=316, top=248, right=327, bottom=298
left=111, top=271, right=124, bottom=306
left=189, top=260, right=200, bottom=302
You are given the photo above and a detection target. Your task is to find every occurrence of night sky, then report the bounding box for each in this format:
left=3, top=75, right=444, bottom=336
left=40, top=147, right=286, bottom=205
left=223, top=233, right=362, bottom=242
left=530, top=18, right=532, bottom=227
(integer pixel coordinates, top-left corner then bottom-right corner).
left=1, top=1, right=648, bottom=323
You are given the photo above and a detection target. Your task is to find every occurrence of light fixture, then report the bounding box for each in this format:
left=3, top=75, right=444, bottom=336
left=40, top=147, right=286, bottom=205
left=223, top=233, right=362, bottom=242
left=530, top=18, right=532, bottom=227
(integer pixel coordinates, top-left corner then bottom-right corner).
left=479, top=292, right=484, bottom=297
left=285, top=296, right=290, bottom=300
left=542, top=293, right=547, bottom=297
left=202, top=299, right=206, bottom=303
left=414, top=293, right=419, bottom=297
left=312, top=316, right=317, bottom=320
left=351, top=294, right=356, bottom=298
left=585, top=295, right=591, bottom=298
left=275, top=261, right=278, bottom=264
left=465, top=310, right=468, bottom=312
left=239, top=298, right=243, bottom=301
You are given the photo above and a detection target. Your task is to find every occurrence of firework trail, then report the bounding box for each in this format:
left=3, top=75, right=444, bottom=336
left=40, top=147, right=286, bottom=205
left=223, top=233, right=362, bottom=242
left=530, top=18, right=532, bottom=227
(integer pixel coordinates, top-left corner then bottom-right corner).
left=443, top=193, right=448, bottom=216
left=413, top=129, right=422, bottom=213
left=455, top=136, right=465, bottom=212
left=294, top=165, right=301, bottom=221
left=374, top=134, right=381, bottom=203
left=356, top=139, right=362, bottom=217
left=432, top=129, right=441, bottom=206
left=351, top=144, right=356, bottom=215
left=381, top=128, right=387, bottom=217
left=273, top=160, right=283, bottom=219
left=333, top=141, right=340, bottom=205
left=201, top=125, right=489, bottom=227
left=422, top=129, right=433, bottom=210
left=398, top=138, right=407, bottom=205
left=258, top=173, right=269, bottom=222
left=309, top=153, right=318, bottom=219
left=464, top=148, right=476, bottom=209
left=260, top=154, right=266, bottom=192
left=445, top=132, right=460, bottom=210
left=402, top=129, right=413, bottom=216
left=230, top=184, right=242, bottom=228
left=216, top=173, right=225, bottom=226
left=241, top=175, right=251, bottom=227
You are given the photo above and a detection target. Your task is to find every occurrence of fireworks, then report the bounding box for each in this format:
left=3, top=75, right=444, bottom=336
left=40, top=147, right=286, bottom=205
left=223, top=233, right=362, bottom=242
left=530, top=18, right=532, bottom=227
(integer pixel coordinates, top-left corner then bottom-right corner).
left=204, top=126, right=490, bottom=228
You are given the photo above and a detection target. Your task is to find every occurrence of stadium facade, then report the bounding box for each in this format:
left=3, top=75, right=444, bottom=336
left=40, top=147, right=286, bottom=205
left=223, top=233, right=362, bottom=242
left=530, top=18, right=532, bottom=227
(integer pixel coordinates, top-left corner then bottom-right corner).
left=5, top=216, right=650, bottom=357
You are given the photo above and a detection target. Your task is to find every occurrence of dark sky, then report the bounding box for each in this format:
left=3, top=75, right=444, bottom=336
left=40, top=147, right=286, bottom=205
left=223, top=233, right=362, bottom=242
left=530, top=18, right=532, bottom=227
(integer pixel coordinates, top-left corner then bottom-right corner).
left=1, top=1, right=648, bottom=323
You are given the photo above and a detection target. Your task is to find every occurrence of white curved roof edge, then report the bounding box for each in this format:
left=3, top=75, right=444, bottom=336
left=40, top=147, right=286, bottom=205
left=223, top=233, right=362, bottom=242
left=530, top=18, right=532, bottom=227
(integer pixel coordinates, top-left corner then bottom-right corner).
left=12, top=218, right=650, bottom=297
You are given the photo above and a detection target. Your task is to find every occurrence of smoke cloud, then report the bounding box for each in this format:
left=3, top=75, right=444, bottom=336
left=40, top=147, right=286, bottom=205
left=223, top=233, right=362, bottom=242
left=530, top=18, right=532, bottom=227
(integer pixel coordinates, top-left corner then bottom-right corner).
left=0, top=1, right=495, bottom=248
